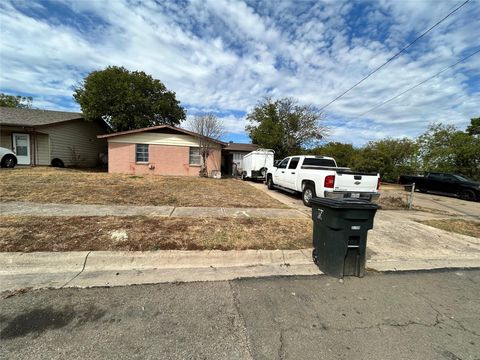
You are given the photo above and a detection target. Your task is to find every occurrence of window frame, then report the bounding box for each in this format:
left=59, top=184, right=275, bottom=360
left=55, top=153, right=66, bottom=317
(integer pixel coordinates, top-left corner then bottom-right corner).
left=135, top=144, right=149, bottom=163
left=277, top=158, right=289, bottom=169
left=302, top=158, right=337, bottom=167
left=189, top=147, right=202, bottom=166
left=288, top=157, right=300, bottom=169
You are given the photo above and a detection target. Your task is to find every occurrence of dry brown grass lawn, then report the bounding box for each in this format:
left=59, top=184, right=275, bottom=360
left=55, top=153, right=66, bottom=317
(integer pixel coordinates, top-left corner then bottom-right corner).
left=419, top=219, right=480, bottom=238
left=377, top=195, right=409, bottom=210
left=0, top=216, right=312, bottom=252
left=0, top=167, right=286, bottom=208
left=378, top=194, right=453, bottom=215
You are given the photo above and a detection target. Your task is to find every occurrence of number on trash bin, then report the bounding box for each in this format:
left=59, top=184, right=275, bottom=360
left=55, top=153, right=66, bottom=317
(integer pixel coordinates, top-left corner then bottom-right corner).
left=317, top=209, right=324, bottom=220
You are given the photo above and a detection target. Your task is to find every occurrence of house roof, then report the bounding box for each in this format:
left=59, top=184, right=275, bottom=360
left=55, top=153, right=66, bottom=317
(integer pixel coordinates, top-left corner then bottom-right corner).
left=97, top=125, right=227, bottom=145
left=0, top=107, right=83, bottom=127
left=224, top=142, right=260, bottom=152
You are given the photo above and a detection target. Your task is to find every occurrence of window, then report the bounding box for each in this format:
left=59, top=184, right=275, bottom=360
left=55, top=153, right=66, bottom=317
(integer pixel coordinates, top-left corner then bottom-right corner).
left=135, top=144, right=149, bottom=163
left=189, top=147, right=201, bottom=165
left=454, top=174, right=471, bottom=182
left=302, top=158, right=336, bottom=167
left=277, top=158, right=289, bottom=169
left=233, top=153, right=243, bottom=162
left=288, top=157, right=300, bottom=169
left=443, top=174, right=457, bottom=182
left=429, top=173, right=443, bottom=181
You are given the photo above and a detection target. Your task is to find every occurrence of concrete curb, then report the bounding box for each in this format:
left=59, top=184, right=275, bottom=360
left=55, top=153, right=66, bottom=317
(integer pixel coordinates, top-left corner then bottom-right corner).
left=1, top=250, right=480, bottom=292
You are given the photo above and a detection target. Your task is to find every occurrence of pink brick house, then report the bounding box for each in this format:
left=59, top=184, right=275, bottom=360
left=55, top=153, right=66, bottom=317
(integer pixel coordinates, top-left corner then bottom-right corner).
left=98, top=125, right=225, bottom=177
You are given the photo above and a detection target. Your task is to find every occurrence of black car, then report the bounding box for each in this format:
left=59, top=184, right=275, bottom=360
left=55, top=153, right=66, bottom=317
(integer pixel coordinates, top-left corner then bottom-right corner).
left=399, top=172, right=480, bottom=201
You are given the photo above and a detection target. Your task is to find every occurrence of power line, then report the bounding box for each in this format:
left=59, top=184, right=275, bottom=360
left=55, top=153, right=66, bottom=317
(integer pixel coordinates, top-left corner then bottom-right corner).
left=358, top=47, right=480, bottom=117
left=318, top=0, right=471, bottom=111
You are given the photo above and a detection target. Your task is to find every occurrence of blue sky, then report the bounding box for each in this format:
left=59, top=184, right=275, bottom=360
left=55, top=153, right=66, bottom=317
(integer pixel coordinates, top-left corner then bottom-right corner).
left=1, top=0, right=479, bottom=145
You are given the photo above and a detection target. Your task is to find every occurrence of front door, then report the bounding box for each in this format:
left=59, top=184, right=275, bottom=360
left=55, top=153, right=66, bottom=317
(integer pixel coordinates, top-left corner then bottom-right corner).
left=12, top=133, right=31, bottom=165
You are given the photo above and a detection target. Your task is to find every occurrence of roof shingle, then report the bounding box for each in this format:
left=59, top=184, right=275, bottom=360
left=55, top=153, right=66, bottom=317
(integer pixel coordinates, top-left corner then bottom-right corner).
left=224, top=142, right=260, bottom=152
left=0, top=107, right=83, bottom=127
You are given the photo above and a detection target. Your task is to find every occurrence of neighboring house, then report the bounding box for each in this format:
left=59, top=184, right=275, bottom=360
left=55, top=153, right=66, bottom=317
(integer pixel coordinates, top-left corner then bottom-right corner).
left=98, top=125, right=225, bottom=176
left=221, top=142, right=260, bottom=176
left=0, top=107, right=107, bottom=167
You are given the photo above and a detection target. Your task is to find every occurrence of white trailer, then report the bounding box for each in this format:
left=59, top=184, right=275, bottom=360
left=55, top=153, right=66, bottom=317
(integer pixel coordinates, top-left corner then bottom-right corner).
left=241, top=149, right=274, bottom=181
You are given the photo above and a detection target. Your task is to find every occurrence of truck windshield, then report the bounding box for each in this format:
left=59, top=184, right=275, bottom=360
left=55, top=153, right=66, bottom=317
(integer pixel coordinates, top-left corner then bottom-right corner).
left=302, top=158, right=336, bottom=167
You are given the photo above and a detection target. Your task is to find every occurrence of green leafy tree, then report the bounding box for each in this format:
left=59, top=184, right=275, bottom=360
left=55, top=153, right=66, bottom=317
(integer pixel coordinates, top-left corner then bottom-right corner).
left=308, top=142, right=358, bottom=168
left=246, top=97, right=327, bottom=159
left=418, top=123, right=480, bottom=180
left=466, top=117, right=480, bottom=136
left=0, top=93, right=32, bottom=108
left=352, top=138, right=419, bottom=182
left=74, top=66, right=186, bottom=132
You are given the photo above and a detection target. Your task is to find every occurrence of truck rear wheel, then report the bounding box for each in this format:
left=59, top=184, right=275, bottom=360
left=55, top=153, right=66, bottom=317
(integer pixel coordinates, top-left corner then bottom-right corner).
left=302, top=183, right=316, bottom=207
left=266, top=175, right=274, bottom=190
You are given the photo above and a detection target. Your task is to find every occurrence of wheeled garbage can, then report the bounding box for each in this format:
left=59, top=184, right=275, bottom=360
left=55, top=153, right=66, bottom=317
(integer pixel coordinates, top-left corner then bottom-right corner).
left=310, top=198, right=379, bottom=278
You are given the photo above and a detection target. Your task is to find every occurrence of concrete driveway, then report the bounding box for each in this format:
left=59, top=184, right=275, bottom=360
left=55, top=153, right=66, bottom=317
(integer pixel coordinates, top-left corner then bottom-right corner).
left=247, top=181, right=480, bottom=218
left=381, top=184, right=480, bottom=219
left=247, top=181, right=480, bottom=269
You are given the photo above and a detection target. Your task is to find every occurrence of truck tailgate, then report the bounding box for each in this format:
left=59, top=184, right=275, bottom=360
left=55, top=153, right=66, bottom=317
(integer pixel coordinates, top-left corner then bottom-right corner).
left=334, top=171, right=378, bottom=192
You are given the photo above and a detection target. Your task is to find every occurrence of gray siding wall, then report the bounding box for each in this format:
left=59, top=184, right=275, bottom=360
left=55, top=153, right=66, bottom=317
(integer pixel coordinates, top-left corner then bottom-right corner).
left=0, top=129, right=12, bottom=149
left=38, top=120, right=107, bottom=167
left=0, top=127, right=49, bottom=165
left=34, top=133, right=50, bottom=165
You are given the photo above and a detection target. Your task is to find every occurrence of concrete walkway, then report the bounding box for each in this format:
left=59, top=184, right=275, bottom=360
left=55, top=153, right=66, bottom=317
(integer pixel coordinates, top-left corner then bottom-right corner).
left=0, top=201, right=306, bottom=218
left=1, top=249, right=480, bottom=292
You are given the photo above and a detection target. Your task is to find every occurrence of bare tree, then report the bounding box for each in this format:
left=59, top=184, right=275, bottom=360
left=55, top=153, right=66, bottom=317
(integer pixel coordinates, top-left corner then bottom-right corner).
left=187, top=114, right=224, bottom=177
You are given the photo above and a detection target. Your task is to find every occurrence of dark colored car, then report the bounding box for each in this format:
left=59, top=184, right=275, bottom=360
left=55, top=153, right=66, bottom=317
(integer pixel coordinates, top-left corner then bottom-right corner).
left=399, top=172, right=480, bottom=201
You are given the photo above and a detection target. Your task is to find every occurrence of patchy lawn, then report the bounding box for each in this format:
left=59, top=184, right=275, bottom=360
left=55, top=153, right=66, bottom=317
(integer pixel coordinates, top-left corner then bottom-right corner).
left=0, top=168, right=286, bottom=208
left=377, top=195, right=409, bottom=210
left=0, top=216, right=312, bottom=252
left=378, top=195, right=453, bottom=215
left=418, top=219, right=480, bottom=238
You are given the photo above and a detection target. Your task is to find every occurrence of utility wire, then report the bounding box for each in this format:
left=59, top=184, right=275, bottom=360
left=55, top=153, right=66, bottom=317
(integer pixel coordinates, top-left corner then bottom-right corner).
left=358, top=47, right=480, bottom=117
left=318, top=0, right=471, bottom=111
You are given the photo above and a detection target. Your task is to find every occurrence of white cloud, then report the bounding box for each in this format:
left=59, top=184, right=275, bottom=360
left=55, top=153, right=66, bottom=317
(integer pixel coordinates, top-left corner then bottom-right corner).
left=0, top=0, right=479, bottom=145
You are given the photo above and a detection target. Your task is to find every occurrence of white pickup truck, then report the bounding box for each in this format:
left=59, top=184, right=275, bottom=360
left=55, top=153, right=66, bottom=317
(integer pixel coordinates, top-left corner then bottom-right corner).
left=266, top=155, right=380, bottom=206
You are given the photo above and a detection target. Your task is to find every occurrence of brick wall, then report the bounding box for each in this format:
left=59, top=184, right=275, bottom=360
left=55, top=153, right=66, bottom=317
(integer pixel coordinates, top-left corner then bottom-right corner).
left=108, top=142, right=221, bottom=176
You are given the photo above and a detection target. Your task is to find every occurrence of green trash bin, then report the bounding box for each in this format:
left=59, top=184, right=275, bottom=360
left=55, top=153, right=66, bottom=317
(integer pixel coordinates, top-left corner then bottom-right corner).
left=310, top=198, right=379, bottom=278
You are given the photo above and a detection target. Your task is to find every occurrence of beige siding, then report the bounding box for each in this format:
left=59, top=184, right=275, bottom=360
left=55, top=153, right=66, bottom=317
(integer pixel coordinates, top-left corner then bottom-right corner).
left=39, top=120, right=107, bottom=167
left=34, top=133, right=50, bottom=165
left=106, top=131, right=222, bottom=151
left=107, top=132, right=201, bottom=147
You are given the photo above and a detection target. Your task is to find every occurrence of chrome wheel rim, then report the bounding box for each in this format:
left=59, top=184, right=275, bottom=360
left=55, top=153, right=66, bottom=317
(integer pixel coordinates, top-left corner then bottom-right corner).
left=304, top=189, right=313, bottom=203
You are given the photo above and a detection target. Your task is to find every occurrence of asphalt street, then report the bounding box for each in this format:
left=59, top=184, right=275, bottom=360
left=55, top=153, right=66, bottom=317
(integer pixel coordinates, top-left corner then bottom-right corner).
left=1, top=270, right=479, bottom=360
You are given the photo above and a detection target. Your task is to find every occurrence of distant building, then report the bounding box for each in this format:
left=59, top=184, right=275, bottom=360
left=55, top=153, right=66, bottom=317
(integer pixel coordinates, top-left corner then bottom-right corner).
left=0, top=107, right=108, bottom=167
left=98, top=125, right=224, bottom=177
left=221, top=142, right=260, bottom=176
